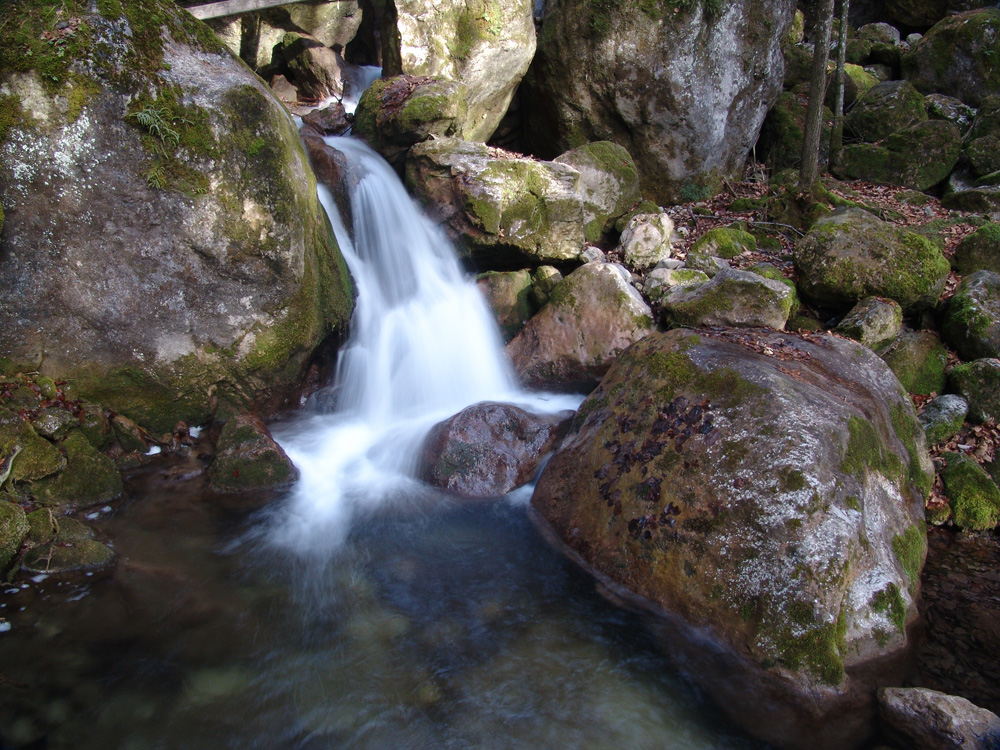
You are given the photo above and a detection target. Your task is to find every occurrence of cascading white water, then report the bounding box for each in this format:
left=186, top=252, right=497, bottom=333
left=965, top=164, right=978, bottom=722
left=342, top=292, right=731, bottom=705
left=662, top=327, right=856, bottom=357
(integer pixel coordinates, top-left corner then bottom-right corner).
left=272, top=136, right=579, bottom=550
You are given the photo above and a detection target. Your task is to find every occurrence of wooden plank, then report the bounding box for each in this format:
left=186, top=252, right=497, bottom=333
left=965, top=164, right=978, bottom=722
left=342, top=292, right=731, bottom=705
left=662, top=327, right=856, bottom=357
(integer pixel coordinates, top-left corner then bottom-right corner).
left=184, top=0, right=309, bottom=20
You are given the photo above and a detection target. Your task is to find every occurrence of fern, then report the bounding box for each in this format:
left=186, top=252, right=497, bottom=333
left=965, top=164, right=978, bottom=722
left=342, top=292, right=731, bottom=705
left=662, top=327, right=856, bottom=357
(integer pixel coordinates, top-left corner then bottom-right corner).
left=127, top=104, right=180, bottom=147
left=145, top=162, right=166, bottom=190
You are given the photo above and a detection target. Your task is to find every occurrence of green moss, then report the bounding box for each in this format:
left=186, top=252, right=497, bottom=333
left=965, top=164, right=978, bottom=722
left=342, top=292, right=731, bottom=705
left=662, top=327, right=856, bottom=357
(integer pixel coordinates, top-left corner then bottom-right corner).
left=845, top=496, right=861, bottom=512
left=778, top=467, right=807, bottom=492
left=892, top=522, right=927, bottom=586
left=840, top=416, right=903, bottom=482
left=0, top=501, right=29, bottom=574
left=772, top=609, right=847, bottom=686
left=890, top=403, right=933, bottom=500
left=31, top=431, right=123, bottom=509
left=871, top=583, right=906, bottom=632
left=450, top=0, right=503, bottom=60
left=691, top=227, right=757, bottom=259
left=939, top=451, right=1000, bottom=531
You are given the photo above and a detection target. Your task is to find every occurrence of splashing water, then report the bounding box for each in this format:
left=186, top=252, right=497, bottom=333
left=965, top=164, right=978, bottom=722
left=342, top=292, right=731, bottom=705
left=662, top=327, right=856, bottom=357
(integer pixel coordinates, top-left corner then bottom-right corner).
left=271, top=136, right=579, bottom=551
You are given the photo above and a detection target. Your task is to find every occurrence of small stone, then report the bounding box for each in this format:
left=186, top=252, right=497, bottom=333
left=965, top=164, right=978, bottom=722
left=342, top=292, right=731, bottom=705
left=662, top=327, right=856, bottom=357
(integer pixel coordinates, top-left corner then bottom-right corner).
left=20, top=538, right=114, bottom=573
left=580, top=246, right=606, bottom=263
left=684, top=252, right=730, bottom=278
left=618, top=213, right=674, bottom=271
left=32, top=407, right=77, bottom=440
left=690, top=226, right=756, bottom=260
left=836, top=297, right=903, bottom=351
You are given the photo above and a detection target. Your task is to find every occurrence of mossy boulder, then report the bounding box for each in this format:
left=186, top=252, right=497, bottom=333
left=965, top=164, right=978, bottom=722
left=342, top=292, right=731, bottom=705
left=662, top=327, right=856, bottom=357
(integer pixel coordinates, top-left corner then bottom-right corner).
left=530, top=265, right=563, bottom=308
left=280, top=31, right=344, bottom=101
left=825, top=64, right=880, bottom=110
left=382, top=0, right=536, bottom=141
left=919, top=394, right=968, bottom=444
left=794, top=208, right=950, bottom=312
left=964, top=95, right=1000, bottom=177
left=684, top=252, right=731, bottom=278
left=836, top=297, right=903, bottom=351
left=475, top=270, right=535, bottom=341
left=924, top=93, right=977, bottom=134
left=691, top=227, right=757, bottom=260
left=505, top=262, right=654, bottom=391
left=0, top=501, right=28, bottom=575
left=952, top=223, right=1000, bottom=275
left=554, top=142, right=642, bottom=243
left=661, top=268, right=794, bottom=330
left=939, top=451, right=1000, bottom=530
left=618, top=213, right=675, bottom=272
left=31, top=431, right=123, bottom=510
left=947, top=357, right=1000, bottom=423
left=531, top=328, right=930, bottom=750
left=879, top=330, right=948, bottom=395
left=405, top=137, right=585, bottom=265
left=941, top=271, right=1000, bottom=360
left=354, top=76, right=470, bottom=168
left=0, top=0, right=354, bottom=437
left=901, top=9, right=1000, bottom=108
left=0, top=419, right=66, bottom=483
left=521, top=0, right=793, bottom=204
left=21, top=537, right=114, bottom=574
left=208, top=414, right=297, bottom=493
left=757, top=91, right=833, bottom=172
left=642, top=268, right=710, bottom=303
left=833, top=120, right=962, bottom=191
left=845, top=80, right=927, bottom=143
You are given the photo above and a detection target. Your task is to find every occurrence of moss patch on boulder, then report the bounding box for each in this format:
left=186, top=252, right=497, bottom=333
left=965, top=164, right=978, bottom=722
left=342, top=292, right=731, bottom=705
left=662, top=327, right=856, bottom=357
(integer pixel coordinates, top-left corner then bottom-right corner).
left=941, top=271, right=1000, bottom=361
left=209, top=414, right=298, bottom=493
left=940, top=451, right=1000, bottom=530
left=0, top=501, right=29, bottom=575
left=31, top=431, right=123, bottom=510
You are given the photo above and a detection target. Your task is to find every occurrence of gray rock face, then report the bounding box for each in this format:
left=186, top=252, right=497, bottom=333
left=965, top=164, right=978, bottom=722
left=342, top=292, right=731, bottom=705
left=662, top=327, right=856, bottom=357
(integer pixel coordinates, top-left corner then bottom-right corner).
left=942, top=271, right=1000, bottom=360
left=661, top=267, right=794, bottom=329
left=419, top=402, right=572, bottom=497
left=531, top=328, right=931, bottom=750
left=506, top=262, right=654, bottom=390
left=879, top=687, right=1000, bottom=750
left=384, top=0, right=536, bottom=141
left=0, top=2, right=354, bottom=435
left=405, top=137, right=585, bottom=265
left=523, top=0, right=794, bottom=204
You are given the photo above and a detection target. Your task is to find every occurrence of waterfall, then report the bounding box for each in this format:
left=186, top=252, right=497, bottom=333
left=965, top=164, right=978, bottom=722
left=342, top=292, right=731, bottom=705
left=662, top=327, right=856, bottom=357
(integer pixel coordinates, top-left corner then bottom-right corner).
left=271, top=136, right=578, bottom=551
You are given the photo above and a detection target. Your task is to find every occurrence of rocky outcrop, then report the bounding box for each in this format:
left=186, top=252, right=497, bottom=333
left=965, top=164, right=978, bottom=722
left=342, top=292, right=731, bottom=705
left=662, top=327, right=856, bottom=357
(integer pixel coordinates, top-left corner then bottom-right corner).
left=531, top=327, right=931, bottom=750
left=506, top=262, right=654, bottom=390
left=419, top=402, right=572, bottom=497
left=523, top=0, right=795, bottom=204
left=209, top=414, right=298, bottom=493
left=902, top=9, right=1000, bottom=107
left=794, top=208, right=950, bottom=312
left=0, top=0, right=354, bottom=436
left=381, top=0, right=536, bottom=141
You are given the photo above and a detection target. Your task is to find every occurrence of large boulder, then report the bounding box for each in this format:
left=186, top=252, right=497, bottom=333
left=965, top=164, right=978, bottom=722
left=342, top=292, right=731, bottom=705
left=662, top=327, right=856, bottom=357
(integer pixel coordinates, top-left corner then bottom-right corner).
left=964, top=95, right=1000, bottom=179
left=885, top=0, right=996, bottom=29
left=522, top=0, right=795, bottom=204
left=380, top=0, right=536, bottom=141
left=952, top=223, right=1000, bottom=275
left=553, top=142, right=642, bottom=243
left=0, top=0, right=354, bottom=436
left=661, top=268, right=795, bottom=330
left=845, top=80, right=927, bottom=143
left=941, top=271, right=1000, bottom=360
left=419, top=402, right=572, bottom=497
left=794, top=208, right=950, bottom=312
left=901, top=9, right=1000, bottom=108
left=405, top=137, right=586, bottom=265
left=878, top=687, right=1000, bottom=750
left=209, top=413, right=298, bottom=493
left=506, top=262, right=654, bottom=390
left=531, top=327, right=931, bottom=750
left=756, top=91, right=833, bottom=172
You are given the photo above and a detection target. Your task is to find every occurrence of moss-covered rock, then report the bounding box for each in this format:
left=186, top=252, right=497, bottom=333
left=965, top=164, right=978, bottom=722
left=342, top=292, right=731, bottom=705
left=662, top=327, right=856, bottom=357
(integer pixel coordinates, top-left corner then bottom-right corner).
left=918, top=394, right=968, bottom=444
left=836, top=297, right=903, bottom=351
left=879, top=330, right=948, bottom=395
left=31, top=431, right=123, bottom=509
left=691, top=227, right=757, bottom=260
left=20, top=537, right=114, bottom=573
left=554, top=141, right=641, bottom=243
left=662, top=268, right=794, bottom=330
left=845, top=80, right=927, bottom=143
left=825, top=63, right=880, bottom=110
left=32, top=407, right=77, bottom=441
left=749, top=262, right=801, bottom=317
left=794, top=208, right=950, bottom=312
left=902, top=9, right=1000, bottom=108
left=354, top=75, right=470, bottom=168
left=924, top=93, right=977, bottom=134
left=642, top=268, right=710, bottom=303
left=530, top=265, right=563, bottom=308
left=833, top=120, right=961, bottom=191
left=476, top=270, right=535, bottom=341
left=952, top=223, right=1000, bottom=275
left=531, top=328, right=930, bottom=750
left=208, top=414, right=297, bottom=493
left=77, top=401, right=113, bottom=450
left=941, top=271, right=1000, bottom=360
left=0, top=0, right=354, bottom=437
left=684, top=252, right=731, bottom=278
left=939, top=451, right=1000, bottom=530
left=756, top=91, right=833, bottom=172
left=0, top=419, right=66, bottom=483
left=618, top=213, right=675, bottom=271
left=0, top=501, right=28, bottom=575
left=963, top=95, right=1000, bottom=177
left=948, top=357, right=1000, bottom=423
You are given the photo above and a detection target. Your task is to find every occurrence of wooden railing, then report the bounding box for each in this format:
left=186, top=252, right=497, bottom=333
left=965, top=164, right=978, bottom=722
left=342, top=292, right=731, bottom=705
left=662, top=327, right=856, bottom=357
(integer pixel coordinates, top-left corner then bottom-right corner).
left=183, top=0, right=311, bottom=20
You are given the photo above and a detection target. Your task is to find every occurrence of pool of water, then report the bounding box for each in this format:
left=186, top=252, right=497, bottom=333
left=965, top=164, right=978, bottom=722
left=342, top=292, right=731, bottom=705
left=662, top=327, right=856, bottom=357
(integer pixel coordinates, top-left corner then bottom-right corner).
left=0, top=447, right=766, bottom=750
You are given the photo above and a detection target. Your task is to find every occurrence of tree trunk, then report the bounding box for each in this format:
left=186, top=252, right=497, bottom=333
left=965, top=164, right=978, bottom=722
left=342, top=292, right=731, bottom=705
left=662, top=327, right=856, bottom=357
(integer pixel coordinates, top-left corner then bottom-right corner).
left=798, top=0, right=836, bottom=195
left=830, top=0, right=851, bottom=165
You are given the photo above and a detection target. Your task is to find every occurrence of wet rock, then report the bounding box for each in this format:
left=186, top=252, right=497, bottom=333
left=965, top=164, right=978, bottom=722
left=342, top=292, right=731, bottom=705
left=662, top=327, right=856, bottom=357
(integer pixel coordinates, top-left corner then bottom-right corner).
left=880, top=688, right=1000, bottom=750
left=32, top=407, right=77, bottom=441
left=209, top=414, right=298, bottom=493
left=919, top=395, right=969, bottom=445
left=25, top=507, right=59, bottom=545
left=0, top=419, right=65, bottom=483
left=281, top=32, right=345, bottom=100
left=77, top=401, right=112, bottom=450
left=301, top=102, right=352, bottom=136
left=880, top=330, right=948, bottom=396
left=21, top=538, right=114, bottom=574
left=0, top=501, right=28, bottom=574
left=531, top=328, right=931, bottom=750
left=953, top=224, right=1000, bottom=276
left=506, top=263, right=654, bottom=391
left=419, top=402, right=572, bottom=497
left=355, top=76, right=469, bottom=167
left=661, top=267, right=794, bottom=329
left=837, top=298, right=904, bottom=351
left=948, top=358, right=1000, bottom=423
left=902, top=9, right=1000, bottom=108
left=794, top=208, right=950, bottom=312
left=32, top=431, right=123, bottom=510
left=111, top=414, right=148, bottom=454
left=618, top=213, right=675, bottom=272
left=939, top=452, right=1000, bottom=530
left=942, top=271, right=1000, bottom=360
left=476, top=270, right=535, bottom=342
left=554, top=142, right=642, bottom=244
